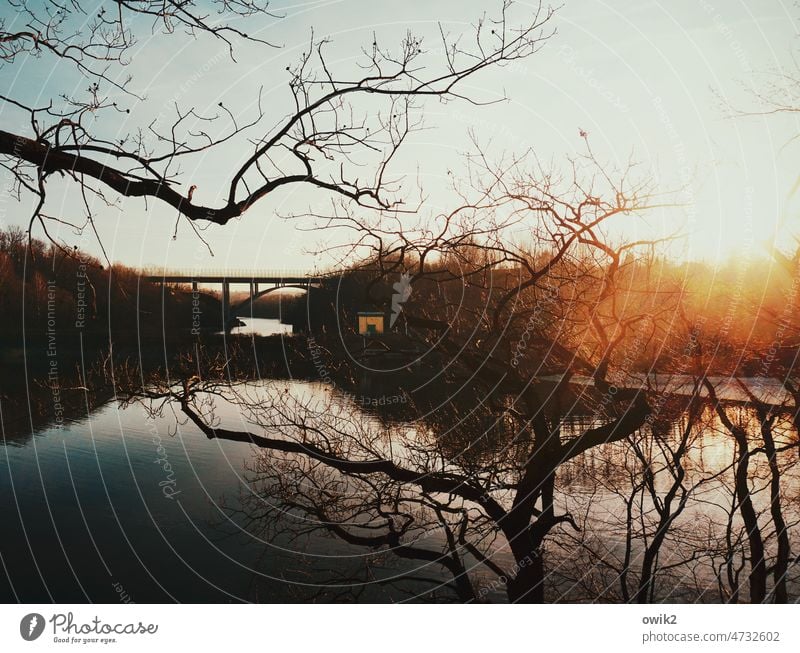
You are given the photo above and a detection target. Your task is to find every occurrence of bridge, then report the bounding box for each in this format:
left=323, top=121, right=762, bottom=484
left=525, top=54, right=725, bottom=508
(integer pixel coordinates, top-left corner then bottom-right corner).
left=141, top=268, right=332, bottom=332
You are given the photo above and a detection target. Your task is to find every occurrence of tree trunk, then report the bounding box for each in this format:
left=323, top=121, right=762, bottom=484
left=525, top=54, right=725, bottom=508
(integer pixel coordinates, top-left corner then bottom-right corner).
left=705, top=380, right=767, bottom=603
left=506, top=551, right=546, bottom=603
left=760, top=418, right=789, bottom=603
left=734, top=437, right=767, bottom=603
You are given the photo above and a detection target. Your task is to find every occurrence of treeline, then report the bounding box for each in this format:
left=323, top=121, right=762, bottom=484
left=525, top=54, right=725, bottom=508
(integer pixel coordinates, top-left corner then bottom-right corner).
left=294, top=249, right=799, bottom=377
left=0, top=226, right=221, bottom=345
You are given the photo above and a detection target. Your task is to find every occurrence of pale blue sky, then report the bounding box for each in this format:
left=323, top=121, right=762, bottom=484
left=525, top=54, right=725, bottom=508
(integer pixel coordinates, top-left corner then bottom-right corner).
left=1, top=0, right=798, bottom=271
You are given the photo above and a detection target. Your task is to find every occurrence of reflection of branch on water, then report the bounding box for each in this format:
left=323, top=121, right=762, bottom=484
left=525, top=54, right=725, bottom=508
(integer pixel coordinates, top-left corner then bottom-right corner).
left=121, top=372, right=653, bottom=603
left=704, top=378, right=797, bottom=604
left=113, top=339, right=800, bottom=605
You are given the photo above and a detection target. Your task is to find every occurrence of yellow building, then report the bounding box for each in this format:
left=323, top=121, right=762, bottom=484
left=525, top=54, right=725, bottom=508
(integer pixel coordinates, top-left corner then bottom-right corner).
left=357, top=311, right=385, bottom=335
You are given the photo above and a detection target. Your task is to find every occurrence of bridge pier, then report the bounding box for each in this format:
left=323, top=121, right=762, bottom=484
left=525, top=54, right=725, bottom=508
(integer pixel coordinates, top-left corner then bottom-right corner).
left=222, top=280, right=231, bottom=333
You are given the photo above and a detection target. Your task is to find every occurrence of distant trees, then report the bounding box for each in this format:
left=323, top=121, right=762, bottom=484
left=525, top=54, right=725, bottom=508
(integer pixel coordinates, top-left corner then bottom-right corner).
left=0, top=226, right=205, bottom=342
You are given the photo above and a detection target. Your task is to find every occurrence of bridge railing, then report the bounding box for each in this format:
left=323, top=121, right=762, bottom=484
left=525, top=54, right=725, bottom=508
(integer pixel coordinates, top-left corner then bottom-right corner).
left=141, top=267, right=335, bottom=279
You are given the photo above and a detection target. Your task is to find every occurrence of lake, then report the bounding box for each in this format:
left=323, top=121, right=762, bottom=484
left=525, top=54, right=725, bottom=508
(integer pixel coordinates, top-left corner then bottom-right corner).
left=2, top=369, right=799, bottom=603
left=0, top=379, right=464, bottom=603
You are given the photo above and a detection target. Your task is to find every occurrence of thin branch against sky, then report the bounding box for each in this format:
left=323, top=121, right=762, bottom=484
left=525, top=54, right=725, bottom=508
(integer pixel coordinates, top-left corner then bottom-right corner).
left=0, top=0, right=797, bottom=270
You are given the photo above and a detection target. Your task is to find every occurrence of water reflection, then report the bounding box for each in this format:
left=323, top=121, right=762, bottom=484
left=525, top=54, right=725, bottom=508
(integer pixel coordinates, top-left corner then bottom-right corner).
left=227, top=317, right=293, bottom=338
left=2, top=370, right=799, bottom=603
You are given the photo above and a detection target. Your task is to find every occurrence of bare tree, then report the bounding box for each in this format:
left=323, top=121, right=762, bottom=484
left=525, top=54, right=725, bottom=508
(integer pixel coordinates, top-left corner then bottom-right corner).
left=114, top=144, right=684, bottom=602
left=0, top=1, right=555, bottom=251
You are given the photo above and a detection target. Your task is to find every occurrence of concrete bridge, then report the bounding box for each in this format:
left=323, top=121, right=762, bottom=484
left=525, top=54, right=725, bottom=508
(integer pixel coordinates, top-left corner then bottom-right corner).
left=142, top=268, right=329, bottom=332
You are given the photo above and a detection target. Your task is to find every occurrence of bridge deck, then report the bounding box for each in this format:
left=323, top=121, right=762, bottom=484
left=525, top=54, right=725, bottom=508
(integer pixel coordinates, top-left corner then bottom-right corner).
left=141, top=269, right=327, bottom=284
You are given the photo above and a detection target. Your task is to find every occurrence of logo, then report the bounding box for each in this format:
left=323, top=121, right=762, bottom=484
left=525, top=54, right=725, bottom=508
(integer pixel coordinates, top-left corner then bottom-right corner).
left=390, top=272, right=412, bottom=327
left=20, top=613, right=45, bottom=641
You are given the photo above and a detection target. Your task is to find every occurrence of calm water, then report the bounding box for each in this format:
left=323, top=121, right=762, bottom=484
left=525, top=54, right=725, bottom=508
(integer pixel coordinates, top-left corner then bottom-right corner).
left=0, top=384, right=418, bottom=602
left=1, top=387, right=266, bottom=602
left=2, top=371, right=798, bottom=603
left=0, top=380, right=439, bottom=603
left=229, top=317, right=293, bottom=337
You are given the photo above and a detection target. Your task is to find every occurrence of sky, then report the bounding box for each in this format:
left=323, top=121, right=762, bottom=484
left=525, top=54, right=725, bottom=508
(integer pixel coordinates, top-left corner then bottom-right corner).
left=1, top=0, right=799, bottom=273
